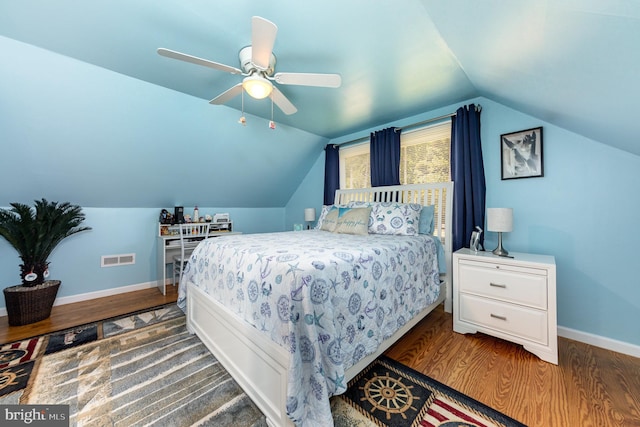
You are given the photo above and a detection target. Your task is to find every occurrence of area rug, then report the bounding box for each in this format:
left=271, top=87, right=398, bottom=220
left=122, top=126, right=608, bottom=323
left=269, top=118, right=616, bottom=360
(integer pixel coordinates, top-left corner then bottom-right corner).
left=1, top=304, right=526, bottom=427
left=333, top=356, right=527, bottom=427
left=44, top=323, right=98, bottom=354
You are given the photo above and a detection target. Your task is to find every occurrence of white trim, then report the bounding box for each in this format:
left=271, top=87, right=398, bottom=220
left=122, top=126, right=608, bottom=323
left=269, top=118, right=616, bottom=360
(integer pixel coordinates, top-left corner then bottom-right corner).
left=558, top=326, right=640, bottom=359
left=0, top=281, right=159, bottom=317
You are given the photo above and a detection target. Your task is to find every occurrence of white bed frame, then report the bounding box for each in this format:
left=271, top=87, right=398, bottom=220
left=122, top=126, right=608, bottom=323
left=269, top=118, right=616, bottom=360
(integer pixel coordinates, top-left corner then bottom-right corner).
left=186, top=182, right=454, bottom=427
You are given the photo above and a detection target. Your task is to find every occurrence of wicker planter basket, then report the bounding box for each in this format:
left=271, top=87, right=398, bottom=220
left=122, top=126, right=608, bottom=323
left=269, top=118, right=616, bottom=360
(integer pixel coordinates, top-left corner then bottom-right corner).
left=3, top=280, right=61, bottom=326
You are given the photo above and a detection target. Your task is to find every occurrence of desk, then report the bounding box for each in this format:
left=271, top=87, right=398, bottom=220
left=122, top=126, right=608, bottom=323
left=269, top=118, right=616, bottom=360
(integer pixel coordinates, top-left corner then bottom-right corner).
left=156, top=225, right=241, bottom=295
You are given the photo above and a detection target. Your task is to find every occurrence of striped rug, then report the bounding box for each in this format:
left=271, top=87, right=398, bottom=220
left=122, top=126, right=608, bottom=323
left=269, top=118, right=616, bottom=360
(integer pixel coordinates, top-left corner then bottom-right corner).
left=23, top=314, right=266, bottom=426
left=18, top=306, right=524, bottom=427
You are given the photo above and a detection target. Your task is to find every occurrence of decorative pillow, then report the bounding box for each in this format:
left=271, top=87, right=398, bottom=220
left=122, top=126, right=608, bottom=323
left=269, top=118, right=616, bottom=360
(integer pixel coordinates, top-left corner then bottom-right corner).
left=347, top=201, right=422, bottom=235
left=315, top=205, right=339, bottom=230
left=319, top=207, right=339, bottom=232
left=345, top=201, right=374, bottom=227
left=333, top=207, right=371, bottom=235
left=418, top=204, right=436, bottom=234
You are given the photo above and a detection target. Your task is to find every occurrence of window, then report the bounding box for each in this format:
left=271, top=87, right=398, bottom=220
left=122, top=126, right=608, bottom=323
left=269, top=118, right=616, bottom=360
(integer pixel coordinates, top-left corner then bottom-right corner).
left=339, top=142, right=371, bottom=190
left=339, top=121, right=451, bottom=189
left=399, top=122, right=451, bottom=184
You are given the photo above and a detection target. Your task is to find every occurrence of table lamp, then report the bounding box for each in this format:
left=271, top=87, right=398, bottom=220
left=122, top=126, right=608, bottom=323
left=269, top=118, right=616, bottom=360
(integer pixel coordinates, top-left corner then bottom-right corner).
left=304, top=208, right=316, bottom=230
left=487, top=208, right=513, bottom=257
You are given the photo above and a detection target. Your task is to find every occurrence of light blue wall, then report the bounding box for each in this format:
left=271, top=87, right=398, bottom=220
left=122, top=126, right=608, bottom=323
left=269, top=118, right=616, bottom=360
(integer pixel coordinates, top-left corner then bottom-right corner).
left=284, top=153, right=325, bottom=231
left=480, top=98, right=640, bottom=346
left=0, top=36, right=319, bottom=303
left=293, top=96, right=640, bottom=348
left=0, top=36, right=327, bottom=209
left=0, top=207, right=284, bottom=300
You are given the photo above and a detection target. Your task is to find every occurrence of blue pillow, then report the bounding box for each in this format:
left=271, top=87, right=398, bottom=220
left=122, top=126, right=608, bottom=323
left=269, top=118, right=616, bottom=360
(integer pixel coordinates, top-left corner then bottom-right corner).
left=418, top=205, right=435, bottom=234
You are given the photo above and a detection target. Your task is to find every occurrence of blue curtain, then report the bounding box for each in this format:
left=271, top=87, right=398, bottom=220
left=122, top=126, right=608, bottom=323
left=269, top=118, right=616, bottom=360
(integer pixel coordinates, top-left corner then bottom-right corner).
left=451, top=104, right=486, bottom=251
left=370, top=127, right=401, bottom=187
left=323, top=144, right=340, bottom=205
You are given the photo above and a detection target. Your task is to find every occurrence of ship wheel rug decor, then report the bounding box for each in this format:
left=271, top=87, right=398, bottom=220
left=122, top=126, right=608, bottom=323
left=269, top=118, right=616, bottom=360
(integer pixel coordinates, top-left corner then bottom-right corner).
left=333, top=355, right=527, bottom=427
left=0, top=337, right=43, bottom=400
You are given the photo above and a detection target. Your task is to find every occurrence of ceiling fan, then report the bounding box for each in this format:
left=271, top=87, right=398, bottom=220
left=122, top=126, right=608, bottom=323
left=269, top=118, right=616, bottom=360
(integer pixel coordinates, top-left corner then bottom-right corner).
left=157, top=16, right=342, bottom=115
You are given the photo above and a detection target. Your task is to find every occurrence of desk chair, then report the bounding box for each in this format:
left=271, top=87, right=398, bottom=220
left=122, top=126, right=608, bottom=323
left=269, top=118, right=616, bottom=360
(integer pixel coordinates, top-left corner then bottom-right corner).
left=172, top=223, right=211, bottom=286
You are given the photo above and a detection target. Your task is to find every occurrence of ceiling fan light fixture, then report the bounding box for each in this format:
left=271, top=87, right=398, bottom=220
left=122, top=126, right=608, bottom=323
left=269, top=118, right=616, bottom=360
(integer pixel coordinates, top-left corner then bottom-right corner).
left=242, top=75, right=273, bottom=99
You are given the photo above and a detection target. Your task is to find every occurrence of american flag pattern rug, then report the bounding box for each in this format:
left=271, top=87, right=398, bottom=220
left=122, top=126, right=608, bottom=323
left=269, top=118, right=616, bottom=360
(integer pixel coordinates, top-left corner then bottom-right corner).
left=0, top=336, right=43, bottom=369
left=0, top=337, right=43, bottom=401
left=335, top=356, right=527, bottom=427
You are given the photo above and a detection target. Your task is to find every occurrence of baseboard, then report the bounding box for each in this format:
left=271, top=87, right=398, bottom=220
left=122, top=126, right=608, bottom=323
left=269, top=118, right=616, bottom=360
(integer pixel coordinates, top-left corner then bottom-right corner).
left=2, top=283, right=637, bottom=360
left=0, top=281, right=159, bottom=317
left=558, top=326, right=640, bottom=359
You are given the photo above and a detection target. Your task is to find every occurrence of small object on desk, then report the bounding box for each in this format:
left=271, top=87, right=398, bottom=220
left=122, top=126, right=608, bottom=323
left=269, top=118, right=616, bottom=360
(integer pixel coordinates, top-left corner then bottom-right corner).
left=174, top=206, right=184, bottom=224
left=213, top=213, right=230, bottom=224
left=159, top=209, right=170, bottom=224
left=193, top=206, right=199, bottom=223
left=293, top=223, right=303, bottom=231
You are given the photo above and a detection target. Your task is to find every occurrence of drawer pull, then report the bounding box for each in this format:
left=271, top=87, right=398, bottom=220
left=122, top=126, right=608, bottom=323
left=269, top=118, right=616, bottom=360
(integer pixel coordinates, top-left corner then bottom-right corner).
left=489, top=282, right=506, bottom=288
left=490, top=313, right=507, bottom=321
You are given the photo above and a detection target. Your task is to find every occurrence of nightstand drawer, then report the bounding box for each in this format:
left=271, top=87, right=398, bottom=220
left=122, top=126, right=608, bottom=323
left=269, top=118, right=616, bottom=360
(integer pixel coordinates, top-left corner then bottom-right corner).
left=458, top=260, right=547, bottom=309
left=459, top=293, right=548, bottom=345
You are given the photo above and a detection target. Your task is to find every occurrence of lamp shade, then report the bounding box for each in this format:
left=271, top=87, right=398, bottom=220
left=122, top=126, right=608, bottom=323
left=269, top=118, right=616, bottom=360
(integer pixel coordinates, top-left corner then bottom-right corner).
left=487, top=208, right=513, bottom=232
left=242, top=75, right=273, bottom=99
left=304, top=208, right=316, bottom=222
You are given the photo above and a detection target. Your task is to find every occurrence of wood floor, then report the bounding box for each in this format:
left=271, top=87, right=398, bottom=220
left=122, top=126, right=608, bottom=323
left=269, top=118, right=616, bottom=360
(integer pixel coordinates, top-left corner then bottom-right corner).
left=1, top=288, right=638, bottom=426
left=0, top=285, right=179, bottom=344
left=386, top=307, right=640, bottom=427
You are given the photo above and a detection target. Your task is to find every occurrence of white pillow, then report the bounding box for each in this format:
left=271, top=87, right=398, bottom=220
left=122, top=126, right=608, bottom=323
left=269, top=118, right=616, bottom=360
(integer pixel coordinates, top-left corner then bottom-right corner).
left=347, top=201, right=422, bottom=235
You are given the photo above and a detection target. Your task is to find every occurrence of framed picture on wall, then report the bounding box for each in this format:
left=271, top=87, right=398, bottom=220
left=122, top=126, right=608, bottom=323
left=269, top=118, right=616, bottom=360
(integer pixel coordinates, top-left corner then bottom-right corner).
left=500, top=127, right=544, bottom=180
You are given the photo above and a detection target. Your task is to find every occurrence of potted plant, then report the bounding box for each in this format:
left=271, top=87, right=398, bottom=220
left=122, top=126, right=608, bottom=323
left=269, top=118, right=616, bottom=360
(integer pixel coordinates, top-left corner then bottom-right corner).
left=0, top=199, right=91, bottom=326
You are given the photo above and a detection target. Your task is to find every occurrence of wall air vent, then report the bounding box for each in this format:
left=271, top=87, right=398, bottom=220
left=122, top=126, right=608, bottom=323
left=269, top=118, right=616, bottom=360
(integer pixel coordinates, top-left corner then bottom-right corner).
left=101, top=253, right=136, bottom=267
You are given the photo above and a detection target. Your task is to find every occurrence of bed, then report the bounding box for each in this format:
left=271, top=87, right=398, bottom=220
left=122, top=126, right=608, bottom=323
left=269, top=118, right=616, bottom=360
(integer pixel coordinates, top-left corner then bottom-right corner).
left=177, top=182, right=453, bottom=427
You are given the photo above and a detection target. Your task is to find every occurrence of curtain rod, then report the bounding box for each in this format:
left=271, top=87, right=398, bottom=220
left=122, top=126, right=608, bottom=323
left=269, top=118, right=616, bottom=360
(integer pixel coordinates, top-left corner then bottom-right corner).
left=333, top=112, right=456, bottom=148
left=398, top=112, right=456, bottom=132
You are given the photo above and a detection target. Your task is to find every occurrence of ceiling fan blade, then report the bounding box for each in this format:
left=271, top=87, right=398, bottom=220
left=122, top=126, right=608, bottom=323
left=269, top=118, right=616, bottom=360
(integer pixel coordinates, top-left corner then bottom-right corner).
left=271, top=86, right=297, bottom=115
left=273, top=72, right=342, bottom=88
left=209, top=84, right=243, bottom=104
left=251, top=16, right=278, bottom=70
left=158, top=48, right=243, bottom=75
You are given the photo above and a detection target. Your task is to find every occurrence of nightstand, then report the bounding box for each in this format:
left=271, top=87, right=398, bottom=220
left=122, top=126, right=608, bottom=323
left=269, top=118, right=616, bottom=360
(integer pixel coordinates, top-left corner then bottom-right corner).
left=453, top=248, right=558, bottom=364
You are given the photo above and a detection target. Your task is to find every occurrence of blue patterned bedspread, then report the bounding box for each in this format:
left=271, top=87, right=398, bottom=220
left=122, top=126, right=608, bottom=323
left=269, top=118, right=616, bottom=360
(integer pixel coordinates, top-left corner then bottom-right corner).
left=177, top=230, right=441, bottom=426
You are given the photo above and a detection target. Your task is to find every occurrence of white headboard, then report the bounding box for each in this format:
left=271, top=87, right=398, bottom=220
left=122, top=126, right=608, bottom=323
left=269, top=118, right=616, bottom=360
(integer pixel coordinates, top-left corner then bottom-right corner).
left=334, top=182, right=454, bottom=312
